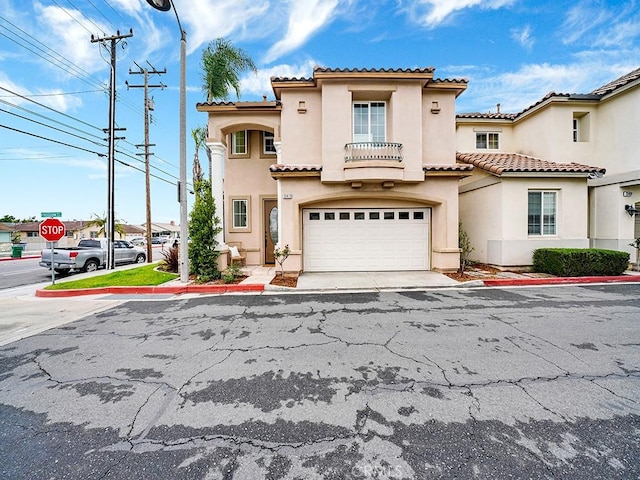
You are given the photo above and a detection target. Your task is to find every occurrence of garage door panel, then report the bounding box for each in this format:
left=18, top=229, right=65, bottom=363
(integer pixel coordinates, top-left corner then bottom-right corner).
left=303, top=208, right=430, bottom=272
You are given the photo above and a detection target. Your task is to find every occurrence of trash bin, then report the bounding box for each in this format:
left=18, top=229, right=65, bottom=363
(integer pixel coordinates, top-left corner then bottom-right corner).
left=11, top=245, right=23, bottom=258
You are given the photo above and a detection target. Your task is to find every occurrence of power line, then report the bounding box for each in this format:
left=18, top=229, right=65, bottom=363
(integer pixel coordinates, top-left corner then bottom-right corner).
left=0, top=106, right=106, bottom=149
left=0, top=89, right=104, bottom=98
left=50, top=0, right=94, bottom=35
left=0, top=85, right=104, bottom=132
left=63, top=0, right=106, bottom=36
left=0, top=124, right=104, bottom=156
left=85, top=0, right=119, bottom=32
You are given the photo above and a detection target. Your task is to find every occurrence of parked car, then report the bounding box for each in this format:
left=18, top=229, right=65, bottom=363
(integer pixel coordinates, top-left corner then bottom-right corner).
left=151, top=235, right=171, bottom=244
left=130, top=237, right=146, bottom=246
left=40, top=238, right=146, bottom=273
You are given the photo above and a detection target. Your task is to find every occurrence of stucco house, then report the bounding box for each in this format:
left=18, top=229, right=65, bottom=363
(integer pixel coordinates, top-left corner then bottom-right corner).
left=456, top=67, right=640, bottom=267
left=197, top=67, right=472, bottom=272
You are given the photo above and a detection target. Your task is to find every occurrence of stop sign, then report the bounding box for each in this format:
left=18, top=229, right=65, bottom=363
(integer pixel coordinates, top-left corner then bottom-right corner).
left=39, top=218, right=65, bottom=242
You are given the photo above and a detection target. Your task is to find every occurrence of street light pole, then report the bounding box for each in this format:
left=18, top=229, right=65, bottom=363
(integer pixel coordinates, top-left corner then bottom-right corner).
left=146, top=0, right=189, bottom=283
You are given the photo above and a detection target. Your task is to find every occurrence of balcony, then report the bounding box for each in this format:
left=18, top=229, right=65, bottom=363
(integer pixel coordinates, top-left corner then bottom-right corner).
left=342, top=142, right=405, bottom=185
left=344, top=142, right=403, bottom=162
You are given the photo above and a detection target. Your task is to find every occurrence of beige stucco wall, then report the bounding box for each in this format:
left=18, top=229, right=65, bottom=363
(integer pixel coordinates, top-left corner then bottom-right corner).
left=460, top=175, right=590, bottom=266
left=276, top=177, right=462, bottom=272
left=423, top=91, right=457, bottom=164
left=592, top=88, right=640, bottom=175
left=456, top=121, right=515, bottom=153
left=204, top=71, right=466, bottom=271
left=280, top=89, right=322, bottom=165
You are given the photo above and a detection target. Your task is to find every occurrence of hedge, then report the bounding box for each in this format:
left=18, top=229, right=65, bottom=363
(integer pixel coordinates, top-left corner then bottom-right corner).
left=532, top=248, right=629, bottom=277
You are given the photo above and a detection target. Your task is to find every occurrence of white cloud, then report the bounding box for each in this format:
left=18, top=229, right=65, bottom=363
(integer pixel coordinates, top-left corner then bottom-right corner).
left=264, top=0, right=341, bottom=63
left=34, top=2, right=111, bottom=74
left=456, top=57, right=640, bottom=114
left=403, top=0, right=514, bottom=27
left=561, top=2, right=611, bottom=45
left=240, top=60, right=318, bottom=98
left=177, top=0, right=270, bottom=55
left=511, top=25, right=534, bottom=50
left=107, top=0, right=144, bottom=17
left=594, top=18, right=640, bottom=47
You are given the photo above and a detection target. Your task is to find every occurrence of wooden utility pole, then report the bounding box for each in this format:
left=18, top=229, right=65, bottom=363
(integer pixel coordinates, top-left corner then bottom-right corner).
left=91, top=30, right=133, bottom=270
left=127, top=63, right=166, bottom=263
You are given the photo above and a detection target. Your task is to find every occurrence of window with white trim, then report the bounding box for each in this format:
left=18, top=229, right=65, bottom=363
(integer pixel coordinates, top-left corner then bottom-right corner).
left=353, top=102, right=386, bottom=142
left=572, top=112, right=590, bottom=142
left=528, top=191, right=557, bottom=235
left=476, top=132, right=499, bottom=149
left=231, top=131, right=247, bottom=155
left=263, top=131, right=276, bottom=154
left=232, top=199, right=248, bottom=228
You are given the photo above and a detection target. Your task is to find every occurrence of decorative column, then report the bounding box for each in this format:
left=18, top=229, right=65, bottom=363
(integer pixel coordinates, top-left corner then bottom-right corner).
left=274, top=141, right=283, bottom=247
left=207, top=141, right=226, bottom=246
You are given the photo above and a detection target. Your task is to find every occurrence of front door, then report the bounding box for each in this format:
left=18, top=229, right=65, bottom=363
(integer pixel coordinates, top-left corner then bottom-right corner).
left=263, top=199, right=278, bottom=264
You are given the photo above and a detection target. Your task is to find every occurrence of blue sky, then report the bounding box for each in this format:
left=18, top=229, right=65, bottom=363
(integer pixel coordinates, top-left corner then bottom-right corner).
left=1, top=0, right=639, bottom=225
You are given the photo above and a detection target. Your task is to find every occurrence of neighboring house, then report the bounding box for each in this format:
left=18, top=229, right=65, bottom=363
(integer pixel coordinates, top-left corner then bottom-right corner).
left=122, top=224, right=145, bottom=242
left=198, top=67, right=472, bottom=272
left=6, top=221, right=135, bottom=251
left=456, top=67, right=640, bottom=266
left=148, top=222, right=180, bottom=241
left=0, top=224, right=13, bottom=253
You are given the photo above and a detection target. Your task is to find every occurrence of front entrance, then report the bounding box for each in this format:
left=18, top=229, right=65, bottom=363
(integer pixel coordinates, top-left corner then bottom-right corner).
left=263, top=199, right=278, bottom=264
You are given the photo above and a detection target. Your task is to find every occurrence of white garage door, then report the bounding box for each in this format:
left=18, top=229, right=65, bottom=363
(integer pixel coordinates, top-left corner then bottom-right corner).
left=303, top=208, right=430, bottom=272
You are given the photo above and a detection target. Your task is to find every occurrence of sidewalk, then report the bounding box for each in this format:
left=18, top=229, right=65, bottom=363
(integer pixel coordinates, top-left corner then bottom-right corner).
left=32, top=264, right=640, bottom=297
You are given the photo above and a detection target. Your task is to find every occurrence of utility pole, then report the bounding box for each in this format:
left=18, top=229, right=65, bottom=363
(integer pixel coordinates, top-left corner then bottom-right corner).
left=127, top=62, right=166, bottom=264
left=91, top=29, right=133, bottom=270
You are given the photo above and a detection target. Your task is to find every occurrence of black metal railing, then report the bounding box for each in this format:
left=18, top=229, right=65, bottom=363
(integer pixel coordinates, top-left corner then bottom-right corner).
left=344, top=142, right=403, bottom=162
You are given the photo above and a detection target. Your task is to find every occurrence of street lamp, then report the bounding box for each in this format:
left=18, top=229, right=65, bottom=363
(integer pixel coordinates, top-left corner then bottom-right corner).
left=146, top=0, right=189, bottom=283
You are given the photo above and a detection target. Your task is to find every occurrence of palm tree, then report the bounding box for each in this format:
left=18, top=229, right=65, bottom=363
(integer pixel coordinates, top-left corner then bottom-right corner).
left=86, top=212, right=126, bottom=238
left=191, top=126, right=206, bottom=184
left=201, top=38, right=257, bottom=102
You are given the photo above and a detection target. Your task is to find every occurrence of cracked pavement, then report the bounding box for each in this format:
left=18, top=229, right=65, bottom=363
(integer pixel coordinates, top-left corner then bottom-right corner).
left=1, top=284, right=639, bottom=479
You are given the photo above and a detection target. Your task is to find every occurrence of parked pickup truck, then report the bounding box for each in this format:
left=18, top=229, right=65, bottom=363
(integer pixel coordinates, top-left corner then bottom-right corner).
left=40, top=238, right=146, bottom=273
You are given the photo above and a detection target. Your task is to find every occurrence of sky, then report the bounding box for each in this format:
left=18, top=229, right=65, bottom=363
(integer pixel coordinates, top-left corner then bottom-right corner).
left=1, top=0, right=639, bottom=226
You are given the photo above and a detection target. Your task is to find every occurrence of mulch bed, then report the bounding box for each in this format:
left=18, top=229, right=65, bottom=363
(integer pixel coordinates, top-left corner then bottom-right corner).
left=444, top=263, right=526, bottom=282
left=270, top=272, right=299, bottom=288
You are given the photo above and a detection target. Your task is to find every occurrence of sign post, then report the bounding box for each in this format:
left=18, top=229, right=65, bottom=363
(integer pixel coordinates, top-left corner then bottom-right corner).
left=40, top=218, right=65, bottom=285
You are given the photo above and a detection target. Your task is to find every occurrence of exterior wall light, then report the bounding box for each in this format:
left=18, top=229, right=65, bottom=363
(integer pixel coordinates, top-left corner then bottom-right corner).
left=625, top=204, right=638, bottom=216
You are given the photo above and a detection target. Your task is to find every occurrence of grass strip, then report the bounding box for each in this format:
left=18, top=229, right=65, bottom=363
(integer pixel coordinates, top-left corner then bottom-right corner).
left=44, top=264, right=177, bottom=290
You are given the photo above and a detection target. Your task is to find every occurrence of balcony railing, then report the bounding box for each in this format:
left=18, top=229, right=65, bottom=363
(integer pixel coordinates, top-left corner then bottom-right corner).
left=344, top=142, right=403, bottom=162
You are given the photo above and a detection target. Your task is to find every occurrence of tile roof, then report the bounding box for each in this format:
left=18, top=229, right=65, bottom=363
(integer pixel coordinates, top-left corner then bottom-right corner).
left=456, top=152, right=606, bottom=176
left=457, top=112, right=517, bottom=120
left=592, top=67, right=640, bottom=95
left=458, top=67, right=640, bottom=121
left=423, top=164, right=474, bottom=172
left=431, top=77, right=469, bottom=85
left=314, top=66, right=435, bottom=74
left=269, top=164, right=323, bottom=173
left=271, top=66, right=438, bottom=83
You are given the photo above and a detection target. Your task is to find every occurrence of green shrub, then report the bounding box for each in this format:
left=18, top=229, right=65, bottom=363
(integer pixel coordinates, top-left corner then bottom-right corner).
left=532, top=248, right=629, bottom=276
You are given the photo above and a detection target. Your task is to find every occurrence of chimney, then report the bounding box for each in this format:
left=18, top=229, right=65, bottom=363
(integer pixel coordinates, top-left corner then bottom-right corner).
left=263, top=95, right=267, bottom=102
left=496, top=103, right=501, bottom=114
left=170, top=220, right=175, bottom=226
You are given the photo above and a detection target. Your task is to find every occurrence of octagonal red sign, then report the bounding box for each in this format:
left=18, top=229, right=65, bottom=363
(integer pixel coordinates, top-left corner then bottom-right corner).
left=39, top=218, right=65, bottom=242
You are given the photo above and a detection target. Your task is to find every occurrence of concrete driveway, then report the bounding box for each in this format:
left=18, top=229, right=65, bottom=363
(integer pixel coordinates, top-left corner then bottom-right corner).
left=1, top=284, right=639, bottom=479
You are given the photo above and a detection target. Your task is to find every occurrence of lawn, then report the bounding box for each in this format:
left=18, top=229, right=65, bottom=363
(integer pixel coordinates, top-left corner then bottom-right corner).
left=44, top=264, right=178, bottom=290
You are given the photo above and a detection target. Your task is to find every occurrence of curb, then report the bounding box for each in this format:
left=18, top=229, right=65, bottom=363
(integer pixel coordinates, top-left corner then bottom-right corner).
left=482, top=275, right=640, bottom=287
left=0, top=255, right=40, bottom=262
left=35, top=283, right=264, bottom=298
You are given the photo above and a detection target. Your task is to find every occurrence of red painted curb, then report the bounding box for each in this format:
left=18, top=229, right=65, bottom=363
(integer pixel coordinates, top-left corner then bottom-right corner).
left=0, top=255, right=40, bottom=262
left=35, top=283, right=265, bottom=298
left=483, top=275, right=640, bottom=287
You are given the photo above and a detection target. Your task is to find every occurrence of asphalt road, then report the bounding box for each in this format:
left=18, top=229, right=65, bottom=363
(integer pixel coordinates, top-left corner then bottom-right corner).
left=1, top=284, right=639, bottom=479
left=0, top=248, right=166, bottom=290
